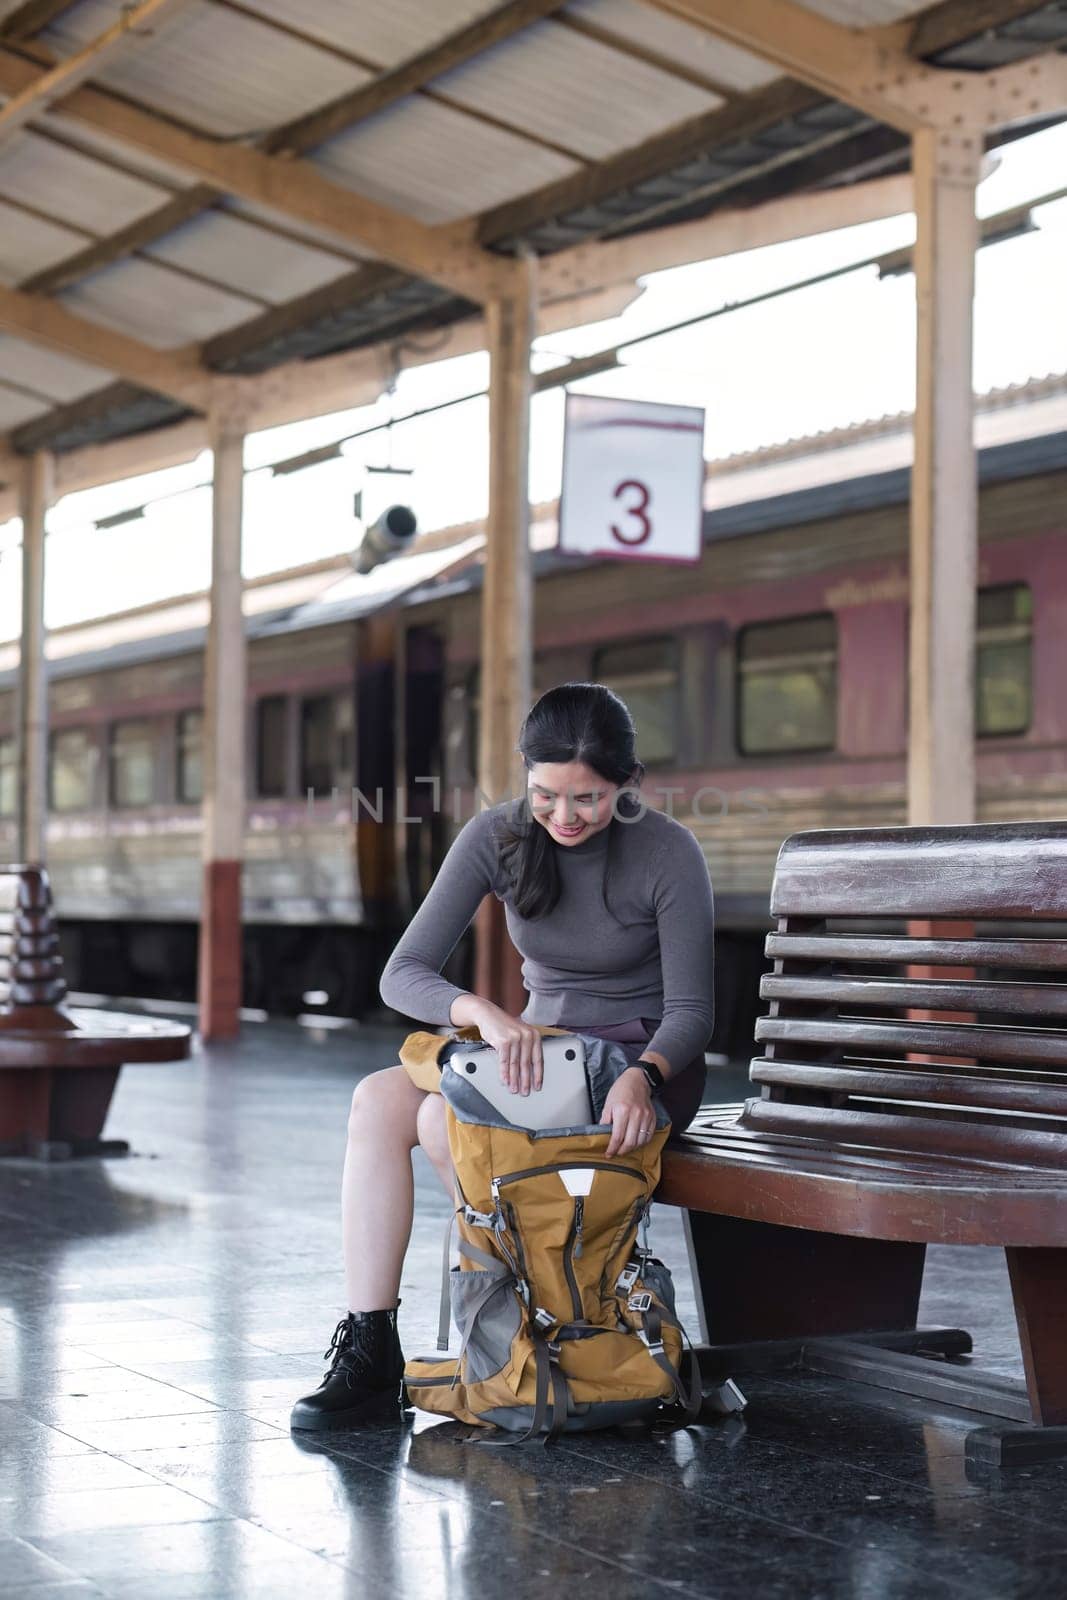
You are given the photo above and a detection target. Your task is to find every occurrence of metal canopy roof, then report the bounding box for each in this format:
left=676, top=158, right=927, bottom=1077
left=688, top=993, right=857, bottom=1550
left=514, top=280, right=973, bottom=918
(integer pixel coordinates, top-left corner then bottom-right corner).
left=0, top=0, right=1065, bottom=462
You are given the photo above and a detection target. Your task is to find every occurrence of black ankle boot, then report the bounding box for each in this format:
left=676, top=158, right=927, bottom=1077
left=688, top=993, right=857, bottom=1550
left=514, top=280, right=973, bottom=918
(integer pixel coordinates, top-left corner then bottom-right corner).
left=289, top=1304, right=406, bottom=1432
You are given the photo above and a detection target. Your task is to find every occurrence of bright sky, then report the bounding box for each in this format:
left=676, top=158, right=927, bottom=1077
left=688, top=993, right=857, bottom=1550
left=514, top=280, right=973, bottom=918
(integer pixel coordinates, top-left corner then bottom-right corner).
left=1, top=120, right=1066, bottom=642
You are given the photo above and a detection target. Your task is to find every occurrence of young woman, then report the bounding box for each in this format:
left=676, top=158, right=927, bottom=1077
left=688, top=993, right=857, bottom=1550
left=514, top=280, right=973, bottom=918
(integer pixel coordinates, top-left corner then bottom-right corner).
left=290, top=681, right=715, bottom=1431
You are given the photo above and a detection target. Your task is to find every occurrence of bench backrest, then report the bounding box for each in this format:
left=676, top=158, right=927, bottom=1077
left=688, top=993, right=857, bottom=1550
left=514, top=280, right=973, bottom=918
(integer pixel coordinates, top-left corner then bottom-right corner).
left=746, top=820, right=1067, bottom=1169
left=0, top=865, right=67, bottom=1010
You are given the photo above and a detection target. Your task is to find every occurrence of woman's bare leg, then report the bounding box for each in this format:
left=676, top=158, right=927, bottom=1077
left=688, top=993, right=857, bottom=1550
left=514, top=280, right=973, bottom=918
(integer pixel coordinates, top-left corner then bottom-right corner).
left=341, top=1067, right=454, bottom=1313
left=415, top=1092, right=453, bottom=1194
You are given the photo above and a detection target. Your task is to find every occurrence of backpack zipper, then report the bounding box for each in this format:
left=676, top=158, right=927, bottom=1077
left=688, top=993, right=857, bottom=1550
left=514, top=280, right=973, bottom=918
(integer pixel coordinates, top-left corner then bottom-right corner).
left=563, top=1197, right=585, bottom=1321
left=489, top=1166, right=644, bottom=1326
left=599, top=1196, right=649, bottom=1306
left=492, top=1161, right=646, bottom=1190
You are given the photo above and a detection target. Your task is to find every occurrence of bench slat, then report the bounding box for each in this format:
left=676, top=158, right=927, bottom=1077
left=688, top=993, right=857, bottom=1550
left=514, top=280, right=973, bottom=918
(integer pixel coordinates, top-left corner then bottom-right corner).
left=771, top=823, right=1067, bottom=918
left=740, top=1096, right=1067, bottom=1167
left=751, top=1059, right=1067, bottom=1116
left=756, top=1015, right=1067, bottom=1066
left=765, top=934, right=1067, bottom=970
left=760, top=974, right=1067, bottom=1017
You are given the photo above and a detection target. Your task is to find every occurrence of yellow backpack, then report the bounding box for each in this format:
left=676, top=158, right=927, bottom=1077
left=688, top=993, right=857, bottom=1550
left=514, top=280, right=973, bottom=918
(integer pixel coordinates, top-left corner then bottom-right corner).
left=400, top=1025, right=702, bottom=1442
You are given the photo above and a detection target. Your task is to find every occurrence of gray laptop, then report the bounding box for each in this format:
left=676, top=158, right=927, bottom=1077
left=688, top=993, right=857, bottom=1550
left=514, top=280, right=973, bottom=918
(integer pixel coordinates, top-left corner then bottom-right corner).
left=445, top=1034, right=591, bottom=1129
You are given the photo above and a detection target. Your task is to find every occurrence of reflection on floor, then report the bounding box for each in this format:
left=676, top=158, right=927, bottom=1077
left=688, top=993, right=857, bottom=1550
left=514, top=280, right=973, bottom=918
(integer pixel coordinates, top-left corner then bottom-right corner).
left=1, top=1022, right=1062, bottom=1599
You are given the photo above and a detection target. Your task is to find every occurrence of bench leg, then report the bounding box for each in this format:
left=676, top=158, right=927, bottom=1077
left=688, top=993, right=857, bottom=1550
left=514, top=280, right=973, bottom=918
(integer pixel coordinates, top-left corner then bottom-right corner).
left=0, top=1067, right=52, bottom=1152
left=685, top=1212, right=930, bottom=1345
left=1006, top=1246, right=1067, bottom=1427
left=0, top=1065, right=127, bottom=1160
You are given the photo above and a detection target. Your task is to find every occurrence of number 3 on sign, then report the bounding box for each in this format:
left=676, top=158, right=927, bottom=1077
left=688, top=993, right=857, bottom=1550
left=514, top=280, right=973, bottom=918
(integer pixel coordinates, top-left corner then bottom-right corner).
left=611, top=479, right=652, bottom=546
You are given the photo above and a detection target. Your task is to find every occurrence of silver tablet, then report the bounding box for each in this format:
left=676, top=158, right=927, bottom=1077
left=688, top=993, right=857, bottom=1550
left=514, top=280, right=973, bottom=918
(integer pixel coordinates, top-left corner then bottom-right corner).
left=447, top=1034, right=591, bottom=1129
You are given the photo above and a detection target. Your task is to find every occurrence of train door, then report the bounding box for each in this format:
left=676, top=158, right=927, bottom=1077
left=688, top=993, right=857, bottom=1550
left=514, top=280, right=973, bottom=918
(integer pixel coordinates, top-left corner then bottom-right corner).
left=400, top=624, right=445, bottom=913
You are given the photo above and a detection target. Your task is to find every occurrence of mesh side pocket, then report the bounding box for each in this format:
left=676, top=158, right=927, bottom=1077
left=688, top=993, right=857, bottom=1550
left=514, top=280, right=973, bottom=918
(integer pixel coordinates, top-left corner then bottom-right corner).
left=450, top=1266, right=522, bottom=1384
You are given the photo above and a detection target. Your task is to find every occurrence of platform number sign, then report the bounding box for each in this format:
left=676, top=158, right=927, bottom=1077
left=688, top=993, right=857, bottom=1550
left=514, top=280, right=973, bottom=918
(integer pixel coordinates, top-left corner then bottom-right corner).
left=558, top=393, right=705, bottom=565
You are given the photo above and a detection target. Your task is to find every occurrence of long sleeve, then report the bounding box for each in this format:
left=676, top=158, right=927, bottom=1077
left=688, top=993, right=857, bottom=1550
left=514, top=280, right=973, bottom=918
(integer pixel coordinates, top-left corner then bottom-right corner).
left=378, top=806, right=500, bottom=1023
left=642, top=824, right=715, bottom=1074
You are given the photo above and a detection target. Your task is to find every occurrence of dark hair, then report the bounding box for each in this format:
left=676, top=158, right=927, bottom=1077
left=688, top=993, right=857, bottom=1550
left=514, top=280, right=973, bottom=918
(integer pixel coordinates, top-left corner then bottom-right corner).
left=497, top=682, right=645, bottom=920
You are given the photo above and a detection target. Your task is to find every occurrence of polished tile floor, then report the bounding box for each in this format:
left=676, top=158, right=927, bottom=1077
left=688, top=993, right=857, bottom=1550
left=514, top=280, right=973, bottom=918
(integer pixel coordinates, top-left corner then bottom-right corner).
left=1, top=1021, right=1064, bottom=1600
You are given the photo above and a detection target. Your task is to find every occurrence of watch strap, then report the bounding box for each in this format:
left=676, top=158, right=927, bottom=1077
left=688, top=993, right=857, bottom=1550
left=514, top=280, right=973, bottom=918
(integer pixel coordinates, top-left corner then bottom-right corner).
left=638, top=1060, right=666, bottom=1092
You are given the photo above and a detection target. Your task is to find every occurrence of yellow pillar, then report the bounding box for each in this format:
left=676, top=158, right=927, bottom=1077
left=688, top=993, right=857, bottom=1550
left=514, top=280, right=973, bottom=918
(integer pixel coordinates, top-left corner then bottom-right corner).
left=197, top=414, right=246, bottom=1039
left=15, top=450, right=53, bottom=865
left=908, top=127, right=981, bottom=825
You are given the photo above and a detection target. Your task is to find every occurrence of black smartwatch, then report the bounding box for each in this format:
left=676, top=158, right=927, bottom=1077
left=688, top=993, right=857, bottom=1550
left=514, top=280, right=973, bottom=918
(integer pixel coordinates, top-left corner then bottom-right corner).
left=635, top=1059, right=666, bottom=1093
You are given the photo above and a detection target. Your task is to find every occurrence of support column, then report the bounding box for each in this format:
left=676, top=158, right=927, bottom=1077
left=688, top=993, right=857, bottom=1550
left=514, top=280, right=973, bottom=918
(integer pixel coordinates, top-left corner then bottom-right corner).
left=907, top=127, right=981, bottom=826
left=197, top=415, right=246, bottom=1040
left=15, top=451, right=53, bottom=865
left=474, top=257, right=536, bottom=1010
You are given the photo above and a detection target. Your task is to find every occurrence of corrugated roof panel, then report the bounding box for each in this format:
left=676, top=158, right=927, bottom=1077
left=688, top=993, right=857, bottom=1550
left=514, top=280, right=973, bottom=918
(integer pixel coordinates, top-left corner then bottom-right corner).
left=239, top=0, right=509, bottom=70
left=801, top=0, right=924, bottom=22
left=0, top=202, right=85, bottom=285
left=61, top=259, right=260, bottom=349
left=223, top=199, right=374, bottom=265
left=145, top=212, right=352, bottom=306
left=314, top=98, right=579, bottom=224
left=0, top=131, right=169, bottom=236
left=44, top=0, right=369, bottom=139
left=0, top=337, right=110, bottom=402
left=435, top=19, right=721, bottom=160
left=44, top=115, right=201, bottom=193
left=565, top=0, right=779, bottom=92
left=0, top=387, right=49, bottom=430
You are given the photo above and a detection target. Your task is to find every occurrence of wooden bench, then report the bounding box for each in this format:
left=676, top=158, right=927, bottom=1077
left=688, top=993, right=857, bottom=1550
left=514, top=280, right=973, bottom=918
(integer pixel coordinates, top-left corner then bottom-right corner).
left=658, top=820, right=1067, bottom=1468
left=0, top=864, right=191, bottom=1160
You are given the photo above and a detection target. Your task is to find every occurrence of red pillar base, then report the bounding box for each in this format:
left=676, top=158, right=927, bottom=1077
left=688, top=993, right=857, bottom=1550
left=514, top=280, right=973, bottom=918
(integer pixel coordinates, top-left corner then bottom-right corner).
left=198, top=859, right=242, bottom=1040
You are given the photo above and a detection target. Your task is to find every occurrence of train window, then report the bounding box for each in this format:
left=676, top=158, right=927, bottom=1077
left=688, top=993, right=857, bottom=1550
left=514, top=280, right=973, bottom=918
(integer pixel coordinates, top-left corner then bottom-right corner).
left=176, top=710, right=203, bottom=803
left=49, top=728, right=95, bottom=811
left=301, top=695, right=335, bottom=797
left=736, top=613, right=837, bottom=755
left=977, top=584, right=1031, bottom=737
left=593, top=638, right=679, bottom=764
left=335, top=693, right=354, bottom=780
left=256, top=695, right=288, bottom=798
left=0, top=736, right=13, bottom=817
left=110, top=719, right=156, bottom=808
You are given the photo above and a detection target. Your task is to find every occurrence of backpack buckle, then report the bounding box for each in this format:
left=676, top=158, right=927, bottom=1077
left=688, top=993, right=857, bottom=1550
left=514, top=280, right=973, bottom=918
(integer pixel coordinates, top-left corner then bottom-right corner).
left=533, top=1306, right=556, bottom=1331
left=627, top=1291, right=653, bottom=1313
left=616, top=1262, right=640, bottom=1294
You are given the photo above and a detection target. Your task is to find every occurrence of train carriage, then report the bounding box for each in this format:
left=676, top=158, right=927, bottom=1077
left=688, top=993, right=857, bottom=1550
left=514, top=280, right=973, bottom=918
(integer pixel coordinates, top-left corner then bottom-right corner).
left=2, top=377, right=1065, bottom=1053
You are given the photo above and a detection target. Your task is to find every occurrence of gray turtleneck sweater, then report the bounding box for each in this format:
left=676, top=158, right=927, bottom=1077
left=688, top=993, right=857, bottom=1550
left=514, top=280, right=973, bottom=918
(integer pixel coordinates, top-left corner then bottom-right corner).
left=379, top=801, right=715, bottom=1074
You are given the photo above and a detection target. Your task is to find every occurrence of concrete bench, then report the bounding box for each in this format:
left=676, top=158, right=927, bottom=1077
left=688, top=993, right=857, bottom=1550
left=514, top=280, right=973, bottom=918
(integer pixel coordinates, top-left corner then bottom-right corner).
left=0, top=864, right=191, bottom=1160
left=658, top=821, right=1067, bottom=1468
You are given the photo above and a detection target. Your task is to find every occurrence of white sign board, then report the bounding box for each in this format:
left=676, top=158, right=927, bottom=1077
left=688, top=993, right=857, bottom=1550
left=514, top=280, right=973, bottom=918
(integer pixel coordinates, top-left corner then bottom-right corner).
left=558, top=393, right=705, bottom=565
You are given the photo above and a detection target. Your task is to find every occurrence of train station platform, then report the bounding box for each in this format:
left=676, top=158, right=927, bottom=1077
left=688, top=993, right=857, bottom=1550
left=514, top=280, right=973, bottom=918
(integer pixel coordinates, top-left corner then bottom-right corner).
left=1, top=1019, right=1063, bottom=1600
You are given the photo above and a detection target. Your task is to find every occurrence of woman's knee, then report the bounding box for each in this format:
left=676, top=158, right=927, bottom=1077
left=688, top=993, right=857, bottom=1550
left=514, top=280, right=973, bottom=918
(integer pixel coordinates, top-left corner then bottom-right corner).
left=347, top=1065, right=421, bottom=1145
left=415, top=1092, right=449, bottom=1159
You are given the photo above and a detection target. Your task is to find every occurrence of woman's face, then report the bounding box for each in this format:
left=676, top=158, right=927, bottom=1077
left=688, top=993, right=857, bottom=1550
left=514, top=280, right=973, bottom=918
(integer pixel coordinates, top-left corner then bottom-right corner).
left=527, top=760, right=621, bottom=847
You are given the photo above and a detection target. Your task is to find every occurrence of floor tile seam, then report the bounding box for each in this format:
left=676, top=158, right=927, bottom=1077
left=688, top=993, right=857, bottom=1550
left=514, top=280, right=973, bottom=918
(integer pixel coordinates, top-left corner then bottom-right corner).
left=109, top=1423, right=455, bottom=1513
left=21, top=1408, right=227, bottom=1450
left=2, top=1532, right=98, bottom=1591
left=481, top=1477, right=991, bottom=1600
left=61, top=1348, right=303, bottom=1381
left=553, top=1437, right=935, bottom=1544
left=740, top=1430, right=977, bottom=1492
left=471, top=1500, right=740, bottom=1598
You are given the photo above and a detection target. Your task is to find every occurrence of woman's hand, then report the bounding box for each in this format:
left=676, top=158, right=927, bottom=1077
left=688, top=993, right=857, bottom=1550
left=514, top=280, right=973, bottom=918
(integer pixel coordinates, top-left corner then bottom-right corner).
left=459, top=998, right=544, bottom=1095
left=601, top=1067, right=657, bottom=1157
